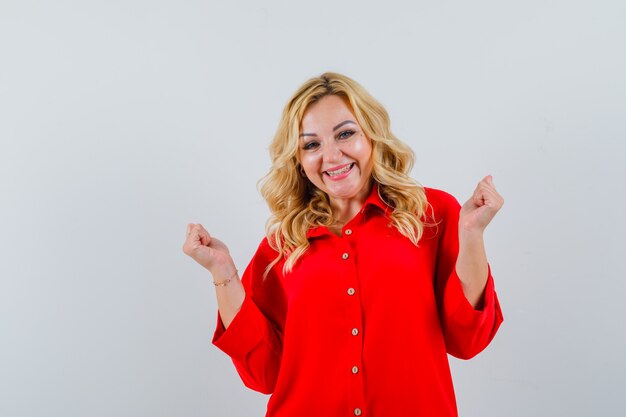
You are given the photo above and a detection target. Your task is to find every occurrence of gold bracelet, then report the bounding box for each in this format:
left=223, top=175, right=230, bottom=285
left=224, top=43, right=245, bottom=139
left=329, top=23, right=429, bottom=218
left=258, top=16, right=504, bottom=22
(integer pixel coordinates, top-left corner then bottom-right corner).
left=213, top=269, right=238, bottom=287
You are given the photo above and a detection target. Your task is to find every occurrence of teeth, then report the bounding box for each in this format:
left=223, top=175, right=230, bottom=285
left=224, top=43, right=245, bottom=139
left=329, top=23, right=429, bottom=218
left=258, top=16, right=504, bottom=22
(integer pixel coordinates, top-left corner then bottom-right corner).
left=327, top=163, right=353, bottom=176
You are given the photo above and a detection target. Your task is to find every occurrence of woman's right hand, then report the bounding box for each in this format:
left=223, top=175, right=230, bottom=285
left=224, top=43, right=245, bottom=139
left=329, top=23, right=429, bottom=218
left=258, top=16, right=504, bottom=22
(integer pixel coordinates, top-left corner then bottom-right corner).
left=184, top=223, right=245, bottom=328
left=182, top=223, right=235, bottom=275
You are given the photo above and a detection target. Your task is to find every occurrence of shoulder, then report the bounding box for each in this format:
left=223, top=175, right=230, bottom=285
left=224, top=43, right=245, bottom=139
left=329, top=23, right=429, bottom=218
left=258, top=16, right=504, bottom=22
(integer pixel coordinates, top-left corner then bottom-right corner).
left=254, top=236, right=280, bottom=262
left=424, top=187, right=461, bottom=211
left=242, top=236, right=284, bottom=288
left=421, top=187, right=462, bottom=229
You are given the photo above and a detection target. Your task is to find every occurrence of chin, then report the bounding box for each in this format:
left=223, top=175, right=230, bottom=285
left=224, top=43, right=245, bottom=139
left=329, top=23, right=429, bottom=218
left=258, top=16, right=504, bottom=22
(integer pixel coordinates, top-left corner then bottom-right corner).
left=326, top=185, right=362, bottom=199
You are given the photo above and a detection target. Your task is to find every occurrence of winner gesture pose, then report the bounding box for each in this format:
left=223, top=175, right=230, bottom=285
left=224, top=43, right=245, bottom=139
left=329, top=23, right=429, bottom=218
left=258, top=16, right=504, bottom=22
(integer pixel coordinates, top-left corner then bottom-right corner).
left=184, top=72, right=504, bottom=417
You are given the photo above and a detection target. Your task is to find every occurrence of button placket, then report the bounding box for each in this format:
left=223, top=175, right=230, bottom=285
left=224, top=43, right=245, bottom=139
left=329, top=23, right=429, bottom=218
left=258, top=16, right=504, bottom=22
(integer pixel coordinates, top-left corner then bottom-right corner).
left=340, top=234, right=363, bottom=417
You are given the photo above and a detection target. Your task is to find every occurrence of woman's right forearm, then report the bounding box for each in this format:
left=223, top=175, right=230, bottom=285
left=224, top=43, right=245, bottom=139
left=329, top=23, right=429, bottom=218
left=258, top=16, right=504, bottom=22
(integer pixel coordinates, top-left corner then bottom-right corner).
left=212, top=267, right=246, bottom=329
left=182, top=224, right=245, bottom=327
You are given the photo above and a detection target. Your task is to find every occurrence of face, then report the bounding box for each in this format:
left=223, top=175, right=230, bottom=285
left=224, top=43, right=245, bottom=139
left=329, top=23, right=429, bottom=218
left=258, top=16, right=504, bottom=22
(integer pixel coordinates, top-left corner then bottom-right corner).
left=298, top=95, right=373, bottom=205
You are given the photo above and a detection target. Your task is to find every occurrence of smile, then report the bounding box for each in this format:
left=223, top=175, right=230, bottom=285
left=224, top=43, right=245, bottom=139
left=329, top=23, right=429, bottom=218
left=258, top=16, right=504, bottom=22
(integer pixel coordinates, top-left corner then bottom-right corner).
left=324, top=163, right=355, bottom=178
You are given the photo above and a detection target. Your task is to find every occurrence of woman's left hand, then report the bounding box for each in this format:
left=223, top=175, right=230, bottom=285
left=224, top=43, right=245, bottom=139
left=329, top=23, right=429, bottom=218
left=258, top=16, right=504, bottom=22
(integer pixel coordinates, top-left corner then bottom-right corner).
left=459, top=175, right=504, bottom=235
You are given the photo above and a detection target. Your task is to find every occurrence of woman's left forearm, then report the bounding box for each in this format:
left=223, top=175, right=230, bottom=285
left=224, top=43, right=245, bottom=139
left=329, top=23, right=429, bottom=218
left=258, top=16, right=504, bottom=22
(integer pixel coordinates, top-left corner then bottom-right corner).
left=455, top=175, right=504, bottom=308
left=455, top=229, right=489, bottom=309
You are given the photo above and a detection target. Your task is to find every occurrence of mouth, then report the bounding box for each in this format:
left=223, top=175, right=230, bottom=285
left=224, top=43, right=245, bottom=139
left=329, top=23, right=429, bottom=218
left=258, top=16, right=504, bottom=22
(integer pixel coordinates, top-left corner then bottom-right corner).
left=324, top=163, right=355, bottom=178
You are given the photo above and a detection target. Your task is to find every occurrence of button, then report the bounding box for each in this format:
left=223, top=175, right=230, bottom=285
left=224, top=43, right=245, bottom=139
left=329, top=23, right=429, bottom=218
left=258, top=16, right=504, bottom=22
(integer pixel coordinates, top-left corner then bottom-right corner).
left=344, top=229, right=353, bottom=235
left=352, top=366, right=359, bottom=374
left=354, top=408, right=362, bottom=416
left=342, top=252, right=349, bottom=260
left=347, top=288, right=355, bottom=296
left=351, top=328, right=359, bottom=336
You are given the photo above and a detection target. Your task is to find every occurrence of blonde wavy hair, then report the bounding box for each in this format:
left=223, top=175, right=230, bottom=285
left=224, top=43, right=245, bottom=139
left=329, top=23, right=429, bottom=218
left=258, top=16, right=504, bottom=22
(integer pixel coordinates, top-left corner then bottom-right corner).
left=259, top=72, right=430, bottom=275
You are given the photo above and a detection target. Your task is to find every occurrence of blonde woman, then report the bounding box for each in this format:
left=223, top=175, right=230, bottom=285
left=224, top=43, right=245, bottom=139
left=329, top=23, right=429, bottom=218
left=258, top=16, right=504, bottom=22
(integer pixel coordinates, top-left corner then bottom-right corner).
left=183, top=72, right=504, bottom=417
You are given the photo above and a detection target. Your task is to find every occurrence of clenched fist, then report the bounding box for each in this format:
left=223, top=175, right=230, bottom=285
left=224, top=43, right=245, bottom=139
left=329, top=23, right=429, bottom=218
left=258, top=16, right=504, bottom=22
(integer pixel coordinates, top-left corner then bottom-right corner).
left=459, top=175, right=504, bottom=235
left=182, top=223, right=236, bottom=276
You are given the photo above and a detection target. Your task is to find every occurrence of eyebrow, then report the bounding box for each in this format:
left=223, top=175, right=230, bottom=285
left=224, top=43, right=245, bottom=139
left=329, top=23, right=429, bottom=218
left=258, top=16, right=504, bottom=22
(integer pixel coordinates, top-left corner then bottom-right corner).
left=299, top=120, right=357, bottom=138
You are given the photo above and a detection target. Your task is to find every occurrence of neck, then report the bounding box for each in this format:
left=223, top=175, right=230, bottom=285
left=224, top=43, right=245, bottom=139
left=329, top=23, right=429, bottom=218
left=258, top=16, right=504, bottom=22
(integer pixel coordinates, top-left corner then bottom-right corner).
left=329, top=182, right=374, bottom=225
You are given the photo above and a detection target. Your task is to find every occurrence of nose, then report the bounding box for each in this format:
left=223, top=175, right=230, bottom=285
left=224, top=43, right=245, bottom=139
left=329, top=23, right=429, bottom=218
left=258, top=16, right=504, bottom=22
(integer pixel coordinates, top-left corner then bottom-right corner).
left=322, top=141, right=343, bottom=163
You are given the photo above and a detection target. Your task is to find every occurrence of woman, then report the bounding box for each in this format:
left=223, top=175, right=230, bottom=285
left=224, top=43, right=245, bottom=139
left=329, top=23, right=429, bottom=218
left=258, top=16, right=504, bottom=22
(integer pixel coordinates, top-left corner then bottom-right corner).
left=183, top=72, right=504, bottom=417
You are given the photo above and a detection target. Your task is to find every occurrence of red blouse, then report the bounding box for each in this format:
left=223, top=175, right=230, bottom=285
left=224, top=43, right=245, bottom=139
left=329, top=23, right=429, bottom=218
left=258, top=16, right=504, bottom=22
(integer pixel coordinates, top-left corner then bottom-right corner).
left=212, top=186, right=503, bottom=417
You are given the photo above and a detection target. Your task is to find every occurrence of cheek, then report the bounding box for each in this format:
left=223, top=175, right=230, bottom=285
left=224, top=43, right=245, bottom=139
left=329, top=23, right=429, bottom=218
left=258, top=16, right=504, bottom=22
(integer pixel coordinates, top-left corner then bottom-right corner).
left=299, top=152, right=321, bottom=174
left=350, top=135, right=373, bottom=164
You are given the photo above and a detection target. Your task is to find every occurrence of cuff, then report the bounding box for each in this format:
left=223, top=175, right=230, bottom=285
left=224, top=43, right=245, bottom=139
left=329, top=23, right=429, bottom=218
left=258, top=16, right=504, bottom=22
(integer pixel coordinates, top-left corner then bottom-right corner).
left=212, top=295, right=267, bottom=361
left=446, top=264, right=497, bottom=327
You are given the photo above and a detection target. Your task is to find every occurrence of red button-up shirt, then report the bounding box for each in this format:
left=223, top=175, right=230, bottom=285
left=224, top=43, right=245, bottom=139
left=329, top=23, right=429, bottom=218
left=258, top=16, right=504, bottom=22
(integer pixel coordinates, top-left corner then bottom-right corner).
left=213, top=186, right=503, bottom=417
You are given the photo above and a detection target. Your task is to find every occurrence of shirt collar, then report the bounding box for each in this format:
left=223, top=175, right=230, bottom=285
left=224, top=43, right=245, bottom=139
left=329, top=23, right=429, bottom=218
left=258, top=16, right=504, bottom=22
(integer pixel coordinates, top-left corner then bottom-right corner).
left=306, top=184, right=390, bottom=239
left=361, top=183, right=391, bottom=214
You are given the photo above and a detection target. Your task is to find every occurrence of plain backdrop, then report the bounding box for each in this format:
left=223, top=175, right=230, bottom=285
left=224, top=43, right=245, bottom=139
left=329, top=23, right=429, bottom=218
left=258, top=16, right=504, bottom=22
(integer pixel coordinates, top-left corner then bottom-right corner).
left=1, top=1, right=625, bottom=416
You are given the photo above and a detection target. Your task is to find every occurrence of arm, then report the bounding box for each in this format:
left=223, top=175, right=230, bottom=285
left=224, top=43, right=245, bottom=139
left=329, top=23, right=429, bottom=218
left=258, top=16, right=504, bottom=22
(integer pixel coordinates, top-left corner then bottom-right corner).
left=183, top=223, right=245, bottom=328
left=212, top=239, right=286, bottom=394
left=183, top=226, right=285, bottom=393
left=432, top=179, right=504, bottom=359
left=456, top=230, right=488, bottom=309
left=213, top=268, right=245, bottom=329
left=456, top=175, right=505, bottom=308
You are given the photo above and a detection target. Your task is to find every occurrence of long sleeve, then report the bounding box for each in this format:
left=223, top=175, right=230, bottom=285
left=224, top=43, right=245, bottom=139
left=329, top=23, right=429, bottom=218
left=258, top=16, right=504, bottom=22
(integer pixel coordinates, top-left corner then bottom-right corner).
left=212, top=238, right=286, bottom=394
left=430, top=189, right=504, bottom=360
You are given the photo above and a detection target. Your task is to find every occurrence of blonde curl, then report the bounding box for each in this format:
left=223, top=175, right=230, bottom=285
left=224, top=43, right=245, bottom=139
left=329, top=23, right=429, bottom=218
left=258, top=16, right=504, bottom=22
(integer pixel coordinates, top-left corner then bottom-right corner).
left=258, top=72, right=431, bottom=276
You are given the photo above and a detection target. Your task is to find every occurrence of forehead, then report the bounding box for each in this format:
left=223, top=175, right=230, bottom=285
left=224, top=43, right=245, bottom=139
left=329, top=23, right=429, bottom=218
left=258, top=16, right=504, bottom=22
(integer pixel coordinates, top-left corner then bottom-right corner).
left=300, top=95, right=356, bottom=131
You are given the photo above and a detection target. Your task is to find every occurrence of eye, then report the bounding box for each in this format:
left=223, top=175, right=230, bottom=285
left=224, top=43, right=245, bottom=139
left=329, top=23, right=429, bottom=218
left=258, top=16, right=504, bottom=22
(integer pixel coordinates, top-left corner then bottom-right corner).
left=303, top=141, right=320, bottom=150
left=337, top=130, right=355, bottom=140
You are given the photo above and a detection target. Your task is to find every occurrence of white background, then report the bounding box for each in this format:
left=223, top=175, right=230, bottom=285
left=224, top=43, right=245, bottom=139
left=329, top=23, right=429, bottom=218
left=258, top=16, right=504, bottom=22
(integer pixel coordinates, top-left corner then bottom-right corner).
left=1, top=1, right=625, bottom=416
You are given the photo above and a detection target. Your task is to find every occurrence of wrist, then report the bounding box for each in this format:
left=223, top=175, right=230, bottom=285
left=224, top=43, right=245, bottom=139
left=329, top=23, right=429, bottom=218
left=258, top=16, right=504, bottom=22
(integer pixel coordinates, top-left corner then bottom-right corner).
left=210, top=264, right=238, bottom=287
left=458, top=227, right=484, bottom=242
left=208, top=260, right=237, bottom=278
left=213, top=269, right=238, bottom=287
